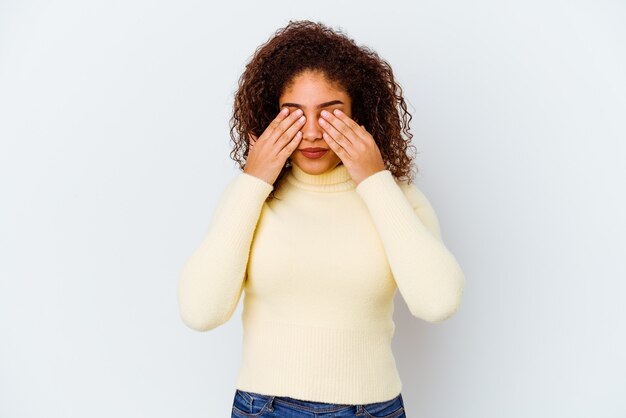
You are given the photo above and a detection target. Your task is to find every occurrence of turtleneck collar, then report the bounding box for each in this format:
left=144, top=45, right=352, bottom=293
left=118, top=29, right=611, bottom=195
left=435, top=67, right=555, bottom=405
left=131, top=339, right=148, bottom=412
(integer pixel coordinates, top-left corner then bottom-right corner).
left=285, top=162, right=356, bottom=192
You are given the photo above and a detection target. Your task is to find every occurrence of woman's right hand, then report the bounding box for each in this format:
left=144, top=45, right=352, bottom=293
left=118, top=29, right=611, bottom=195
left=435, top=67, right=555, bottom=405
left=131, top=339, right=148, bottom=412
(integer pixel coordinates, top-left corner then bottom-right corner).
left=243, top=107, right=305, bottom=185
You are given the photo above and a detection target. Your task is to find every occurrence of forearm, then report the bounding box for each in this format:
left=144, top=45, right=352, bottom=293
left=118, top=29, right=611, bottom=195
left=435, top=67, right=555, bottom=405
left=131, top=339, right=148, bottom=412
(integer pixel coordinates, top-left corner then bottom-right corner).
left=355, top=170, right=465, bottom=322
left=177, top=172, right=273, bottom=331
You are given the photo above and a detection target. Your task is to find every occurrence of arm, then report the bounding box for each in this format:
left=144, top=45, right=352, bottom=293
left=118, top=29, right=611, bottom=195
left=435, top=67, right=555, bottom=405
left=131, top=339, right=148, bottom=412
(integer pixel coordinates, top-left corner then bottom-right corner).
left=355, top=170, right=465, bottom=323
left=177, top=172, right=273, bottom=331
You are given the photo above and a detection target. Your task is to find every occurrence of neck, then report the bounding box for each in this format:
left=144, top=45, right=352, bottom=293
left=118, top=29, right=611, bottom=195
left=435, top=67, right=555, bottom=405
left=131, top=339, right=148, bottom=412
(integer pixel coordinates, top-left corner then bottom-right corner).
left=286, top=162, right=355, bottom=192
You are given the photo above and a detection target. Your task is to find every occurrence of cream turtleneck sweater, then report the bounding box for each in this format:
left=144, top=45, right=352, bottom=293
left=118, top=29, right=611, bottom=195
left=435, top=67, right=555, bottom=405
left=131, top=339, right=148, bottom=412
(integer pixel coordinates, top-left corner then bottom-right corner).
left=177, top=162, right=465, bottom=404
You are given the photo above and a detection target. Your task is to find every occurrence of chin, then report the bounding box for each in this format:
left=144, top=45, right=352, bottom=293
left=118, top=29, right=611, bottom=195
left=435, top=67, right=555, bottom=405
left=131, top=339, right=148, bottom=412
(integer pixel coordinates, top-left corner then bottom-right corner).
left=292, top=155, right=341, bottom=174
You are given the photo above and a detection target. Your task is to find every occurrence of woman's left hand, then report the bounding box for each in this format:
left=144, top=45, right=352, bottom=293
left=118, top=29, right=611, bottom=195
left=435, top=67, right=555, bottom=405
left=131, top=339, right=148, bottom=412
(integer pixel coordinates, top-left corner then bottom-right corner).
left=319, top=109, right=386, bottom=185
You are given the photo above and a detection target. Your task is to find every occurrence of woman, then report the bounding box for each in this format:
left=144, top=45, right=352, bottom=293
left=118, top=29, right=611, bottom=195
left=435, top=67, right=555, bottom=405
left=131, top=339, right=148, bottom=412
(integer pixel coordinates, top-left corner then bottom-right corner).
left=177, top=20, right=465, bottom=417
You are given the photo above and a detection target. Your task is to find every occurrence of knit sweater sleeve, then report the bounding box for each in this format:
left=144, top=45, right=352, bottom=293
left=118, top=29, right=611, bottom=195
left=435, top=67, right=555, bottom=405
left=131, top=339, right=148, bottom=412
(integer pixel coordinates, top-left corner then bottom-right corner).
left=355, top=169, right=465, bottom=323
left=177, top=172, right=274, bottom=332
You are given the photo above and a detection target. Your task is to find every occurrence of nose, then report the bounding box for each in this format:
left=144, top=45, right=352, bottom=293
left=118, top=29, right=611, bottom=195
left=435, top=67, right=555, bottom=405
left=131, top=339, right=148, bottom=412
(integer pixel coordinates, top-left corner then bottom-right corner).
left=299, top=111, right=324, bottom=142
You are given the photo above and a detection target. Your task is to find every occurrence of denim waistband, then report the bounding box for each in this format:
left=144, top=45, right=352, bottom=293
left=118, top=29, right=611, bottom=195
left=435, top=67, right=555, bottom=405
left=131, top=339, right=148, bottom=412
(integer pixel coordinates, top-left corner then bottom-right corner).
left=237, top=389, right=403, bottom=414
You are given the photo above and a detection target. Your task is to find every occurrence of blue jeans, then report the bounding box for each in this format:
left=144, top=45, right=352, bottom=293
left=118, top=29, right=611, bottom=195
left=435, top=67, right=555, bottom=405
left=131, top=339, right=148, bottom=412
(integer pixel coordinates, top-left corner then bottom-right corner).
left=231, top=389, right=406, bottom=417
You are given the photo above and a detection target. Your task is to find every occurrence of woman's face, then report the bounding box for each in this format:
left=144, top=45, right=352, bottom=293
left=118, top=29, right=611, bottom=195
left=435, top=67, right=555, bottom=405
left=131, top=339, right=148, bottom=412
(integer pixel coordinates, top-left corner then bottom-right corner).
left=279, top=70, right=352, bottom=175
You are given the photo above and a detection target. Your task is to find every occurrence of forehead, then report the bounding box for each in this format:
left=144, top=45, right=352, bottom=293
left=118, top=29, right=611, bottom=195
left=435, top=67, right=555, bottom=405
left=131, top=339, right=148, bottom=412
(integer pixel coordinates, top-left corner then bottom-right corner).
left=280, top=70, right=348, bottom=99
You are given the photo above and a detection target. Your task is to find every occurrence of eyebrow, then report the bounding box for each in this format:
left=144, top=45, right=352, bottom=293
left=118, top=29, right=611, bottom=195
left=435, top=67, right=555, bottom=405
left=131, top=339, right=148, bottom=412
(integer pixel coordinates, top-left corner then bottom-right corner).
left=280, top=100, right=344, bottom=109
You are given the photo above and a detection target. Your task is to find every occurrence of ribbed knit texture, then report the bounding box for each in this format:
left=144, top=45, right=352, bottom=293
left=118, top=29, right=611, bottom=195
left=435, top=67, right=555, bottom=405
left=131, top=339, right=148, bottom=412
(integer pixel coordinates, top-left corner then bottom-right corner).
left=177, top=162, right=465, bottom=404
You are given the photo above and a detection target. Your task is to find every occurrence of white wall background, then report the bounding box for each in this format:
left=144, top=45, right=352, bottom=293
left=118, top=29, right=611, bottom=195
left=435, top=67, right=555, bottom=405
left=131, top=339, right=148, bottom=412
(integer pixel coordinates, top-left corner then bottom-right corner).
left=1, top=1, right=624, bottom=417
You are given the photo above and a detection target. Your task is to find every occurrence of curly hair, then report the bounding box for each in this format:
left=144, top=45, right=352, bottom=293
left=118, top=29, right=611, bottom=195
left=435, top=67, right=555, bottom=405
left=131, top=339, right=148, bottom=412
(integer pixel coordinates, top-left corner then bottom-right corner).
left=229, top=19, right=419, bottom=200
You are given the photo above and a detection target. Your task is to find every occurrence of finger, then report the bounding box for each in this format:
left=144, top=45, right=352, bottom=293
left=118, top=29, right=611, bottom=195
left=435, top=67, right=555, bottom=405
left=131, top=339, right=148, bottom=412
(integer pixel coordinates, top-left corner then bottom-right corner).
left=248, top=132, right=258, bottom=145
left=319, top=110, right=360, bottom=145
left=321, top=129, right=351, bottom=160
left=279, top=130, right=303, bottom=159
left=261, top=107, right=291, bottom=141
left=275, top=113, right=306, bottom=149
left=269, top=108, right=304, bottom=144
left=333, top=109, right=365, bottom=135
left=358, top=123, right=375, bottom=143
left=319, top=115, right=353, bottom=153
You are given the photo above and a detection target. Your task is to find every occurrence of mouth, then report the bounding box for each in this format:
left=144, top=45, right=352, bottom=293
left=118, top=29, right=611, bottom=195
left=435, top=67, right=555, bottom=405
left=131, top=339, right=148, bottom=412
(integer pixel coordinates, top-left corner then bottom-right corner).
left=300, top=148, right=329, bottom=159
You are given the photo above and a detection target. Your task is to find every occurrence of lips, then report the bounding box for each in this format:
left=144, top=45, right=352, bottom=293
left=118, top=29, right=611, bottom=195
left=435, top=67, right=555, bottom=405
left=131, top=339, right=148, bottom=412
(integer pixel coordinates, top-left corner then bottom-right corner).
left=300, top=148, right=328, bottom=159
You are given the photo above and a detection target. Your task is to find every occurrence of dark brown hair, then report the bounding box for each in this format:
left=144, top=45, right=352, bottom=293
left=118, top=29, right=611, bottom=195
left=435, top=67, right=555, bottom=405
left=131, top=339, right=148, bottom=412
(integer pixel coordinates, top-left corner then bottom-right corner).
left=229, top=19, right=419, bottom=200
